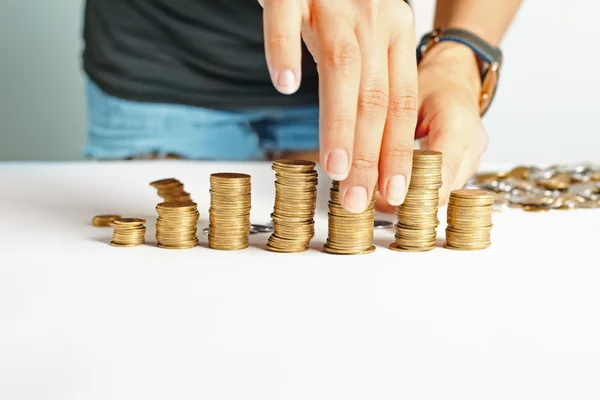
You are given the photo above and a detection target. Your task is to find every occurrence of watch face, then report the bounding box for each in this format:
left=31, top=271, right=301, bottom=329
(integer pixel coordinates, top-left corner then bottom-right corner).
left=480, top=61, right=500, bottom=116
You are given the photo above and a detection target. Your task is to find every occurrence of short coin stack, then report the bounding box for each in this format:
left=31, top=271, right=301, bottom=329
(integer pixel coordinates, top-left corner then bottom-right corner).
left=209, top=173, right=251, bottom=250
left=156, top=201, right=200, bottom=249
left=150, top=178, right=192, bottom=202
left=267, top=160, right=318, bottom=253
left=445, top=189, right=495, bottom=250
left=390, top=150, right=442, bottom=252
left=323, top=181, right=376, bottom=255
left=109, top=218, right=146, bottom=247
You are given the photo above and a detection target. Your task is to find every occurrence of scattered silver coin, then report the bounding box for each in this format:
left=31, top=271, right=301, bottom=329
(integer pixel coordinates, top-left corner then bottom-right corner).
left=374, top=220, right=394, bottom=229
left=465, top=163, right=600, bottom=211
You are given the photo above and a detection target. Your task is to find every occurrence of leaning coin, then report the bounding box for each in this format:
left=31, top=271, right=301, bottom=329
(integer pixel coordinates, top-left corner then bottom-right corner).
left=92, top=214, right=121, bottom=227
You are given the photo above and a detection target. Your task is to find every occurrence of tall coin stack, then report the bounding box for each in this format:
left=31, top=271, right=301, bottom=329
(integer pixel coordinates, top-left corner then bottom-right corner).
left=150, top=178, right=192, bottom=202
left=323, top=181, right=377, bottom=255
left=109, top=218, right=146, bottom=247
left=390, top=150, right=443, bottom=252
left=445, top=189, right=495, bottom=250
left=209, top=173, right=252, bottom=250
left=156, top=201, right=200, bottom=249
left=267, top=160, right=318, bottom=253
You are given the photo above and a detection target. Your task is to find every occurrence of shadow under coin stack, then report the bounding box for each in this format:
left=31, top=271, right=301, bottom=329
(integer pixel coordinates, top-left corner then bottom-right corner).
left=267, top=160, right=318, bottom=253
left=209, top=173, right=252, bottom=250
left=150, top=178, right=192, bottom=202
left=323, top=181, right=376, bottom=255
left=156, top=202, right=200, bottom=249
left=390, top=150, right=442, bottom=252
left=109, top=218, right=146, bottom=247
left=445, top=189, right=495, bottom=251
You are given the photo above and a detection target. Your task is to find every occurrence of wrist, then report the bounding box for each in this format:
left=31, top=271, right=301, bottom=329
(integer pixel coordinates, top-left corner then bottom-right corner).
left=418, top=41, right=482, bottom=105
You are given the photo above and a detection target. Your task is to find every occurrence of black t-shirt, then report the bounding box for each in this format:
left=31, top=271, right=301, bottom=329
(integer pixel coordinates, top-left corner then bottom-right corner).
left=83, top=0, right=319, bottom=110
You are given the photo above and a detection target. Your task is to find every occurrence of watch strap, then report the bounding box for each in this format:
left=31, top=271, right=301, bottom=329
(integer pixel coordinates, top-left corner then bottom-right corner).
left=417, top=28, right=503, bottom=66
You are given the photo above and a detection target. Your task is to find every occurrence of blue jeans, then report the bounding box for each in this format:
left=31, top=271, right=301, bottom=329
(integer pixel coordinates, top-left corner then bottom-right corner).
left=84, top=80, right=320, bottom=160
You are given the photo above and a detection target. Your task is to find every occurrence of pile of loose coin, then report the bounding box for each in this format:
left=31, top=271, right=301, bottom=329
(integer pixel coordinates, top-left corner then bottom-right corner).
left=323, top=181, right=376, bottom=255
left=156, top=201, right=200, bottom=249
left=109, top=218, right=146, bottom=247
left=390, top=150, right=442, bottom=252
left=445, top=189, right=495, bottom=250
left=208, top=173, right=252, bottom=250
left=267, top=160, right=318, bottom=252
left=467, top=163, right=600, bottom=212
left=150, top=178, right=192, bottom=202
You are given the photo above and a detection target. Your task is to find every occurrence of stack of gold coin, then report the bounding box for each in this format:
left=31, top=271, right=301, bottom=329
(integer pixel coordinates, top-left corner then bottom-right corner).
left=92, top=214, right=121, bottom=227
left=209, top=173, right=251, bottom=250
left=109, top=218, right=146, bottom=247
left=390, top=150, right=442, bottom=252
left=323, top=181, right=377, bottom=255
left=150, top=178, right=192, bottom=202
left=445, top=189, right=495, bottom=250
left=267, top=159, right=318, bottom=253
left=156, top=201, right=200, bottom=249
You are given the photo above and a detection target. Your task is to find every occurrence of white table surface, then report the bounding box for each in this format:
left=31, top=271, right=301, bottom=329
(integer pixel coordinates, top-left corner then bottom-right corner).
left=1, top=161, right=599, bottom=400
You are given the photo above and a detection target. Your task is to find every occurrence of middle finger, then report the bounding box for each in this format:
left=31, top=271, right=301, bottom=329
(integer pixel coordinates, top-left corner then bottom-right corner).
left=339, top=29, right=389, bottom=213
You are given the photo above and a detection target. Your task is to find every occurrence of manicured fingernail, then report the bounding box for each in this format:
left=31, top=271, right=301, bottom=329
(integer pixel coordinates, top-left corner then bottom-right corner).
left=386, top=174, right=407, bottom=206
left=326, top=149, right=349, bottom=180
left=344, top=186, right=368, bottom=213
left=276, top=70, right=297, bottom=94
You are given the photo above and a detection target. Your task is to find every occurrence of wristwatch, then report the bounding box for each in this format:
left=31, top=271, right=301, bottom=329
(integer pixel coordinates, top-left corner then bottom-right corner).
left=416, top=28, right=503, bottom=117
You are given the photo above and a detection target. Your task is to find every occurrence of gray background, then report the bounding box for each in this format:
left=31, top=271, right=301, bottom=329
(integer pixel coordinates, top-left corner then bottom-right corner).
left=0, top=0, right=598, bottom=163
left=1, top=0, right=86, bottom=161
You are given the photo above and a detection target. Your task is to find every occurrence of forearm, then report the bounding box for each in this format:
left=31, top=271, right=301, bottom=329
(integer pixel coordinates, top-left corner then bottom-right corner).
left=434, top=0, right=522, bottom=46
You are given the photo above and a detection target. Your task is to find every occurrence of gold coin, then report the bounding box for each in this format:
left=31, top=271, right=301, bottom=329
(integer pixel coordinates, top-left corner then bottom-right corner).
left=92, top=214, right=121, bottom=227
left=109, top=218, right=146, bottom=247
left=209, top=173, right=252, bottom=251
left=444, top=189, right=494, bottom=251
left=390, top=152, right=442, bottom=251
left=389, top=243, right=436, bottom=252
left=450, top=189, right=496, bottom=202
left=150, top=178, right=179, bottom=187
left=323, top=244, right=376, bottom=255
left=324, top=180, right=377, bottom=254
left=268, top=159, right=319, bottom=253
left=156, top=201, right=199, bottom=250
left=443, top=242, right=490, bottom=251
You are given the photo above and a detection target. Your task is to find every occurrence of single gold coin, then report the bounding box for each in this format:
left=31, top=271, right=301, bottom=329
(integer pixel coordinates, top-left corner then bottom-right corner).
left=450, top=189, right=496, bottom=202
left=150, top=178, right=179, bottom=187
left=323, top=244, right=376, bottom=255
left=92, top=214, right=121, bottom=227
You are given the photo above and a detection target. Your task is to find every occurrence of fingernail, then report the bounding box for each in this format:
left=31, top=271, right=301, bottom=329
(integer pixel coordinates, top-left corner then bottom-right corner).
left=326, top=149, right=349, bottom=180
left=276, top=70, right=297, bottom=94
left=386, top=174, right=407, bottom=206
left=344, top=186, right=368, bottom=213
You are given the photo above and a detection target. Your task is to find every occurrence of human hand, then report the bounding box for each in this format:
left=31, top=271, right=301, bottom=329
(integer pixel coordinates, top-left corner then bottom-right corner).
left=258, top=0, right=419, bottom=213
left=375, top=41, right=489, bottom=213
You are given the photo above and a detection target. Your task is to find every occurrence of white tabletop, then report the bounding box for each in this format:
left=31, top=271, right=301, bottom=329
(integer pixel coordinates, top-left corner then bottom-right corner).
left=1, top=161, right=599, bottom=399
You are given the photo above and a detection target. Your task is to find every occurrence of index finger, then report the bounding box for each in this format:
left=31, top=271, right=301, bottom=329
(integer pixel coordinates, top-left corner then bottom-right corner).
left=315, top=9, right=361, bottom=181
left=262, top=0, right=303, bottom=95
left=378, top=6, right=419, bottom=207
